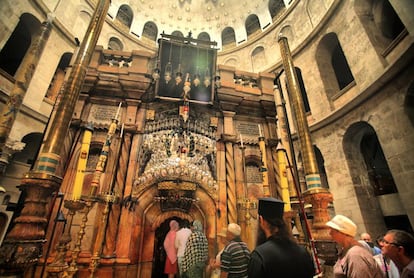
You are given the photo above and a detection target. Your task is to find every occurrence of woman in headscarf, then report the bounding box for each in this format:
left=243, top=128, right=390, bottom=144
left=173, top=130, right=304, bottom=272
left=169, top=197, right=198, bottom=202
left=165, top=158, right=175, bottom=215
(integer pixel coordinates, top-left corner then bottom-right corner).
left=164, top=220, right=179, bottom=278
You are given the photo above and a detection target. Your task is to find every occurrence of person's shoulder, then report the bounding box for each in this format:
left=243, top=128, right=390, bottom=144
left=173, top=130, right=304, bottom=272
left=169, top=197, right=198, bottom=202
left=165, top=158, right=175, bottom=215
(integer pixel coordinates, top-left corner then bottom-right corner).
left=405, top=259, right=414, bottom=271
left=180, top=228, right=191, bottom=234
left=254, top=240, right=275, bottom=253
left=349, top=245, right=371, bottom=254
left=348, top=245, right=377, bottom=261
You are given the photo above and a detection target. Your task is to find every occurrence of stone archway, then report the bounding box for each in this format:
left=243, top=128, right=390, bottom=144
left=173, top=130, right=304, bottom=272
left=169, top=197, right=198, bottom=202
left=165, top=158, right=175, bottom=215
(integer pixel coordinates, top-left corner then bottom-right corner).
left=135, top=183, right=217, bottom=277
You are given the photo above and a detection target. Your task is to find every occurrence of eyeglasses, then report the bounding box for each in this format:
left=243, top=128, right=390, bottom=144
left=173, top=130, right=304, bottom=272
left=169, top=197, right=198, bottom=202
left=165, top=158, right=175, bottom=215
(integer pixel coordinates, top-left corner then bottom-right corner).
left=380, top=238, right=402, bottom=247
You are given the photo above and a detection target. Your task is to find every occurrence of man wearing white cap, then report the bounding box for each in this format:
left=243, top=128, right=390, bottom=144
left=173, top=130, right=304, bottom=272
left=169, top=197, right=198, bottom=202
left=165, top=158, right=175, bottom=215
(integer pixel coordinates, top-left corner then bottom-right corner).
left=220, top=223, right=250, bottom=278
left=326, top=214, right=383, bottom=277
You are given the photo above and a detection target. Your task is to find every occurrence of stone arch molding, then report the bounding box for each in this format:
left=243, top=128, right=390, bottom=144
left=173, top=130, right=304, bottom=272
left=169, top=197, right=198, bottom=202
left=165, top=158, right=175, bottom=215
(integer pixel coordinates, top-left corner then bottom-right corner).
left=137, top=183, right=216, bottom=235
left=134, top=183, right=216, bottom=277
left=132, top=163, right=217, bottom=201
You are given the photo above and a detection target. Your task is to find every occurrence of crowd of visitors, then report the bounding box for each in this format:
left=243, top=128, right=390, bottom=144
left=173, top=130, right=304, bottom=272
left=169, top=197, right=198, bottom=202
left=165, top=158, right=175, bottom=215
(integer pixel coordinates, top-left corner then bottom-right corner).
left=161, top=199, right=414, bottom=278
left=326, top=214, right=414, bottom=278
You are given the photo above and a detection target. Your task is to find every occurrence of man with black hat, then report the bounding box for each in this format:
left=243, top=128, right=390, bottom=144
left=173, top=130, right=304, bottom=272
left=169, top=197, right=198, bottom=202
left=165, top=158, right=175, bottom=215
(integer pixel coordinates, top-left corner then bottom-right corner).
left=247, top=197, right=315, bottom=277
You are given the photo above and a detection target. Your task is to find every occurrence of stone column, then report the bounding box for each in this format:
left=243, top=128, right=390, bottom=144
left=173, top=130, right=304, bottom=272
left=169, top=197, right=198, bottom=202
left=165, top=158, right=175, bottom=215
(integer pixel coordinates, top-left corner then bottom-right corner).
left=221, top=111, right=237, bottom=224
left=0, top=16, right=53, bottom=149
left=0, top=0, right=111, bottom=273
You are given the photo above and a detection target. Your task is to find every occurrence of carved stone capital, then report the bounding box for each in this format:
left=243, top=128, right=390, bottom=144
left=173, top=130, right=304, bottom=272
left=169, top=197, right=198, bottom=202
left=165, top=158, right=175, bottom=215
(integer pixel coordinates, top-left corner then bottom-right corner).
left=0, top=138, right=26, bottom=173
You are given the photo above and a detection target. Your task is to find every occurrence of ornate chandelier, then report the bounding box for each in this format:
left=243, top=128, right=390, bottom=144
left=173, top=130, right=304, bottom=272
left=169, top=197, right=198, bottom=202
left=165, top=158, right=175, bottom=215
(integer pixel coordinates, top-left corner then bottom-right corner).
left=135, top=116, right=217, bottom=189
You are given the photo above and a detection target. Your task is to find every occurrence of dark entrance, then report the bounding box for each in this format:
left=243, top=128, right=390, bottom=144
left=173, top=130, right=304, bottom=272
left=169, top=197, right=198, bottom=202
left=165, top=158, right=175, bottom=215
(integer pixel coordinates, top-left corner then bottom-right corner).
left=152, top=216, right=183, bottom=278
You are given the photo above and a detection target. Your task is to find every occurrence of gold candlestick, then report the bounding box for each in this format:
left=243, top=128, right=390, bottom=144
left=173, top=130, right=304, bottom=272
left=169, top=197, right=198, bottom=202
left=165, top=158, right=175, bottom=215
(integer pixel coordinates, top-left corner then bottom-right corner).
left=46, top=200, right=85, bottom=277
left=88, top=193, right=119, bottom=277
left=64, top=198, right=95, bottom=278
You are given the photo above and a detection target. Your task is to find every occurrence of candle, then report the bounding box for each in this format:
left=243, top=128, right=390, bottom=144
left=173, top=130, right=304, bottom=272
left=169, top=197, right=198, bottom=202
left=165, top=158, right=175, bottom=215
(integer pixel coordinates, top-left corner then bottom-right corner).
left=120, top=123, right=124, bottom=138
left=240, top=134, right=244, bottom=148
left=258, top=124, right=263, bottom=137
left=114, top=102, right=122, bottom=120
left=72, top=126, right=93, bottom=200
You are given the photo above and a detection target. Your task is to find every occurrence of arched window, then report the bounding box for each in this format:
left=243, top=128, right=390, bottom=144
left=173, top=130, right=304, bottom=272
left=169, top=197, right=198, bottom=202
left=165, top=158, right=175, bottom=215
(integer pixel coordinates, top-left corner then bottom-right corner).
left=316, top=32, right=355, bottom=100
left=13, top=133, right=43, bottom=165
left=116, top=4, right=133, bottom=28
left=251, top=46, right=266, bottom=73
left=171, top=30, right=184, bottom=38
left=379, top=0, right=405, bottom=40
left=245, top=14, right=261, bottom=38
left=354, top=0, right=406, bottom=56
left=332, top=40, right=354, bottom=90
left=0, top=13, right=41, bottom=76
left=269, top=0, right=286, bottom=20
left=108, top=37, right=123, bottom=51
left=343, top=122, right=411, bottom=232
left=197, top=32, right=211, bottom=42
left=221, top=27, right=236, bottom=50
left=142, top=21, right=158, bottom=42
left=361, top=133, right=398, bottom=196
left=46, top=52, right=72, bottom=102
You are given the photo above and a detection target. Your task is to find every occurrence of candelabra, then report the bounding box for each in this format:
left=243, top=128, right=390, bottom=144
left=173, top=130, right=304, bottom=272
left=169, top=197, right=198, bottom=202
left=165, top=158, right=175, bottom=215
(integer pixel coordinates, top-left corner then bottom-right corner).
left=46, top=191, right=121, bottom=278
left=237, top=197, right=258, bottom=222
left=88, top=192, right=119, bottom=278
left=46, top=199, right=86, bottom=278
left=64, top=197, right=96, bottom=278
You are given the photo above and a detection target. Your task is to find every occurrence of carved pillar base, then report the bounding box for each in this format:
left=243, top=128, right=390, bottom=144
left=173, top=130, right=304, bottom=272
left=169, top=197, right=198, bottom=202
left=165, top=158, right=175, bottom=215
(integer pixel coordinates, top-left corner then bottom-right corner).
left=303, top=187, right=337, bottom=266
left=0, top=172, right=61, bottom=273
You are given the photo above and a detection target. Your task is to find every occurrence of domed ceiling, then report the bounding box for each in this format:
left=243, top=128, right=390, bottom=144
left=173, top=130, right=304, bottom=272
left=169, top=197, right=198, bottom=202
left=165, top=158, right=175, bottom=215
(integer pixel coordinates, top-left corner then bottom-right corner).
left=134, top=0, right=267, bottom=32
left=114, top=0, right=290, bottom=47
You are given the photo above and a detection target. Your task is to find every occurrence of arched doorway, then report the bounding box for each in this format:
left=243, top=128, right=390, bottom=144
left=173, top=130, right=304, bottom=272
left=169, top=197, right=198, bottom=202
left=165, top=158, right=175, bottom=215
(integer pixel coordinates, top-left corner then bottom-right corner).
left=134, top=182, right=217, bottom=277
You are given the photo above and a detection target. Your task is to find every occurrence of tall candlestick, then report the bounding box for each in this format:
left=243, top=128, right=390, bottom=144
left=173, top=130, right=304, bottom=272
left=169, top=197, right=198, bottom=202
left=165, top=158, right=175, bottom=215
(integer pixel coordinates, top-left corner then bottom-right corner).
left=240, top=134, right=244, bottom=148
left=258, top=124, right=263, bottom=137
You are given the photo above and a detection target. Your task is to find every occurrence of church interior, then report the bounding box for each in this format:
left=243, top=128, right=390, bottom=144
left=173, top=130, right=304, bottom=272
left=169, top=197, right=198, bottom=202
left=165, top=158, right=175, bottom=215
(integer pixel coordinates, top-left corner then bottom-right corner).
left=0, top=0, right=413, bottom=277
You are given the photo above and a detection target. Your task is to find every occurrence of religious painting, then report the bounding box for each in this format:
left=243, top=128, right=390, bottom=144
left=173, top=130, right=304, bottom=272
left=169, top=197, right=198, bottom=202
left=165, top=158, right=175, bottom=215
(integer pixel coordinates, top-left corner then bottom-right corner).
left=155, top=34, right=217, bottom=104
